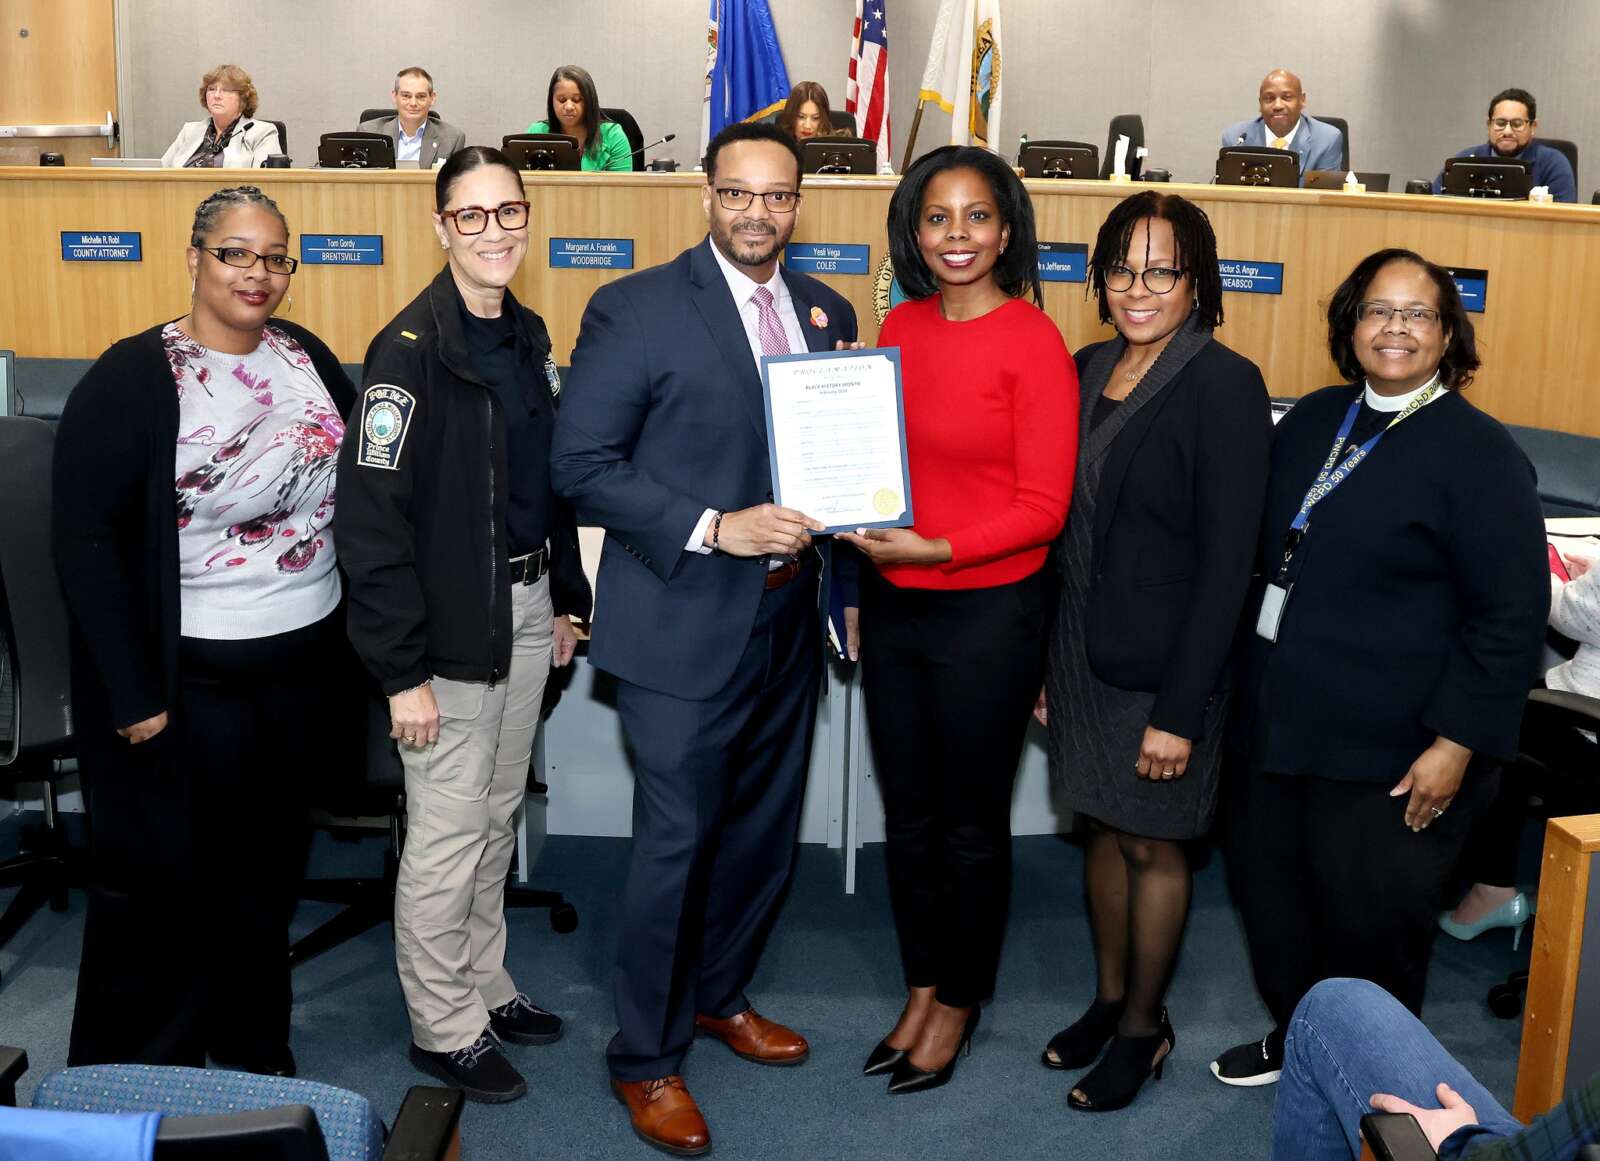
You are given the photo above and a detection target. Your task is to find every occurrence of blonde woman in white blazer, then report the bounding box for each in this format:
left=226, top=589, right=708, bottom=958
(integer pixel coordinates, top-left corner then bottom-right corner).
left=161, top=64, right=283, bottom=168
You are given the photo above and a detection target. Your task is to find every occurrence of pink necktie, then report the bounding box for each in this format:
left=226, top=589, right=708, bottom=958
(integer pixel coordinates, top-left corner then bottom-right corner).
left=751, top=285, right=792, bottom=357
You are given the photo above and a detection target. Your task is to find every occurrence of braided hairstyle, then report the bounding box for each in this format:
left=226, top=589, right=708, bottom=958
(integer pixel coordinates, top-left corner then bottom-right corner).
left=189, top=185, right=287, bottom=247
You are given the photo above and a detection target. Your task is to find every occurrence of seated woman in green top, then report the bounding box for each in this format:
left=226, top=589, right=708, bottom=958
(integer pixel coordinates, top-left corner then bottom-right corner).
left=527, top=65, right=632, bottom=172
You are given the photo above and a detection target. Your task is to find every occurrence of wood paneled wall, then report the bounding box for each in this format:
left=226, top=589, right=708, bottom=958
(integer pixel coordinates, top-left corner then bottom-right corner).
left=4, top=168, right=1600, bottom=433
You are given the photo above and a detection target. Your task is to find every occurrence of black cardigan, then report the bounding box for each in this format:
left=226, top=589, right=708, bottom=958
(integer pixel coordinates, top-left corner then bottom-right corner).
left=1230, top=384, right=1549, bottom=779
left=1075, top=337, right=1272, bottom=740
left=52, top=319, right=355, bottom=743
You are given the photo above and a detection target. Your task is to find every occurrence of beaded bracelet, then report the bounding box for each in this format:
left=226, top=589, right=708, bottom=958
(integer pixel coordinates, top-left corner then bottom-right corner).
left=711, top=510, right=726, bottom=552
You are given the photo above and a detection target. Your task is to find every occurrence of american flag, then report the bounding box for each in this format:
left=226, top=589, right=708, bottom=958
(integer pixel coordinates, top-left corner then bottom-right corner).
left=846, top=0, right=891, bottom=172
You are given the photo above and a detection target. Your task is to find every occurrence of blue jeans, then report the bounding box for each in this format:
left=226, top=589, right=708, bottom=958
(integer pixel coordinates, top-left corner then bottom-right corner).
left=1270, top=978, right=1524, bottom=1161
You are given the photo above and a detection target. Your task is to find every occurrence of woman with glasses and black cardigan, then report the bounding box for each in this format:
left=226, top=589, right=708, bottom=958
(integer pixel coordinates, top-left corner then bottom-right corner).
left=1212, top=248, right=1548, bottom=1089
left=54, top=185, right=354, bottom=1071
left=1036, top=191, right=1271, bottom=1112
left=336, top=146, right=591, bottom=1104
left=839, top=145, right=1076, bottom=1096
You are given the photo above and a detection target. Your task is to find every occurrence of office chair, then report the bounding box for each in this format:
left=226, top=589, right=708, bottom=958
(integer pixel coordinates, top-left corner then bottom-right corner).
left=600, top=106, right=645, bottom=171
left=358, top=108, right=442, bottom=126
left=0, top=418, right=78, bottom=990
left=290, top=694, right=578, bottom=969
left=1317, top=115, right=1351, bottom=171
left=266, top=120, right=288, bottom=155
left=829, top=109, right=858, bottom=136
left=1, top=1045, right=463, bottom=1161
left=1542, top=137, right=1579, bottom=192
left=1482, top=687, right=1600, bottom=1020
left=1101, top=113, right=1145, bottom=179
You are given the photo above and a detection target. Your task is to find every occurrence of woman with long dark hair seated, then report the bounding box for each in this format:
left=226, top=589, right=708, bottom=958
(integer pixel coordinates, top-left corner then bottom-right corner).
left=526, top=65, right=632, bottom=172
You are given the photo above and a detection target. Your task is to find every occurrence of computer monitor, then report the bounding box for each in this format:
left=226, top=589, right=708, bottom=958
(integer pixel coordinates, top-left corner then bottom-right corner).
left=1441, top=156, right=1532, bottom=199
left=800, top=138, right=876, bottom=175
left=1018, top=142, right=1100, bottom=180
left=1216, top=146, right=1300, bottom=188
left=317, top=132, right=396, bottom=169
left=502, top=134, right=581, bottom=171
left=0, top=350, right=14, bottom=417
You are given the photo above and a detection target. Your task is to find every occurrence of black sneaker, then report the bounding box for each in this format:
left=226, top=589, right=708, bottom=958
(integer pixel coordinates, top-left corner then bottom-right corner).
left=409, top=1032, right=527, bottom=1103
left=488, top=992, right=564, bottom=1046
left=1210, top=1031, right=1283, bottom=1087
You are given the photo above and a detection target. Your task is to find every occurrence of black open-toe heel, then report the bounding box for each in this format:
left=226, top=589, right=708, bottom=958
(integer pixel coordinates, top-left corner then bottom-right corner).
left=1040, top=997, right=1125, bottom=1070
left=886, top=1007, right=981, bottom=1095
left=1066, top=1009, right=1174, bottom=1112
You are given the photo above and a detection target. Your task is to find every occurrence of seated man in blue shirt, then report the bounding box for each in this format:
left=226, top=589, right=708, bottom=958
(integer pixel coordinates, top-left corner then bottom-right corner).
left=1432, top=87, right=1576, bottom=203
left=1220, top=68, right=1345, bottom=186
left=358, top=66, right=466, bottom=169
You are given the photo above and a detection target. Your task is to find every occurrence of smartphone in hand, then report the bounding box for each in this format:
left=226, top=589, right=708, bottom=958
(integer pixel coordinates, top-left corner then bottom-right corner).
left=1550, top=543, right=1572, bottom=582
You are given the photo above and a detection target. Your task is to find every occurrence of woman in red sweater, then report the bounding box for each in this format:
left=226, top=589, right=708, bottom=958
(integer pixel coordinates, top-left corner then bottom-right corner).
left=840, top=145, right=1078, bottom=1095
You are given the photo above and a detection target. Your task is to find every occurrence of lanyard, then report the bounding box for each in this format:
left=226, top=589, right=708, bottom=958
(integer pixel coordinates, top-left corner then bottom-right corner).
left=1275, top=381, right=1439, bottom=577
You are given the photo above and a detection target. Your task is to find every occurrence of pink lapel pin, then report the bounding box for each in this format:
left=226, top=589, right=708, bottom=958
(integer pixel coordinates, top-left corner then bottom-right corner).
left=810, top=305, right=829, bottom=328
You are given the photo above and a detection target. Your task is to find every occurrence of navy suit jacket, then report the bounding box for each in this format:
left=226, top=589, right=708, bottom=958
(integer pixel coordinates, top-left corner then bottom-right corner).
left=551, top=237, right=858, bottom=698
left=1219, top=114, right=1345, bottom=184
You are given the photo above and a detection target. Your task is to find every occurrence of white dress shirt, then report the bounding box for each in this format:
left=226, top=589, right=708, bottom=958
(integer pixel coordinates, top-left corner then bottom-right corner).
left=1268, top=117, right=1302, bottom=150
left=686, top=241, right=808, bottom=554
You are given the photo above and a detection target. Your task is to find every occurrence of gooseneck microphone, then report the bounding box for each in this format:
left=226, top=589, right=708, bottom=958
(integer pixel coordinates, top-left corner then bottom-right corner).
left=630, top=132, right=677, bottom=157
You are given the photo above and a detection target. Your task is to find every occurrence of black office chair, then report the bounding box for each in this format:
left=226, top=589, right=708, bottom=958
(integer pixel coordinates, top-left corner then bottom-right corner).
left=0, top=418, right=78, bottom=990
left=829, top=109, right=858, bottom=136
left=1542, top=136, right=1579, bottom=192
left=266, top=120, right=288, bottom=155
left=1482, top=687, right=1600, bottom=1019
left=358, top=108, right=442, bottom=126
left=1101, top=113, right=1145, bottom=179
left=1317, top=115, right=1351, bottom=171
left=290, top=694, right=578, bottom=969
left=1, top=1044, right=463, bottom=1161
left=600, top=106, right=645, bottom=171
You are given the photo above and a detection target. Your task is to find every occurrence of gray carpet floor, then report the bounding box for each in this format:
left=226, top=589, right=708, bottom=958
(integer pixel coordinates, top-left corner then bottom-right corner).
left=0, top=823, right=1531, bottom=1160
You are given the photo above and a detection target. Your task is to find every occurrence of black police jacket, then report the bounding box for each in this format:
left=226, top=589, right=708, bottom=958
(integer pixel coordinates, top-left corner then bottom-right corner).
left=336, top=267, right=592, bottom=695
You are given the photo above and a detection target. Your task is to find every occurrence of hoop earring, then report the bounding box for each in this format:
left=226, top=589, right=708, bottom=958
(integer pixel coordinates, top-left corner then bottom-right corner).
left=190, top=279, right=196, bottom=297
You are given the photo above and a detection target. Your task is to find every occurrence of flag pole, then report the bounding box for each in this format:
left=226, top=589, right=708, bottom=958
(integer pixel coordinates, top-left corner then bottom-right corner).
left=901, top=98, right=926, bottom=174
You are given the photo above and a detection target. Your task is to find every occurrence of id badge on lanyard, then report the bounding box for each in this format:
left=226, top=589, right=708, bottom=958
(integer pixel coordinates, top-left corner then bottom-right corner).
left=1256, top=383, right=1438, bottom=641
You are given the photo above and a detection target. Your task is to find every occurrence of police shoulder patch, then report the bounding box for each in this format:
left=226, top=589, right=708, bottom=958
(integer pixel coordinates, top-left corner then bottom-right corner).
left=543, top=356, right=562, bottom=399
left=357, top=384, right=416, bottom=470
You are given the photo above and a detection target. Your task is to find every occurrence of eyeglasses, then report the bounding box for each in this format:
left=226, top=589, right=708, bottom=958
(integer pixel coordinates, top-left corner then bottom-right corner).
left=1101, top=265, right=1185, bottom=294
left=202, top=246, right=298, bottom=275
left=713, top=188, right=801, bottom=213
left=440, top=201, right=531, bottom=235
left=1489, top=118, right=1531, bottom=131
left=1355, top=302, right=1441, bottom=326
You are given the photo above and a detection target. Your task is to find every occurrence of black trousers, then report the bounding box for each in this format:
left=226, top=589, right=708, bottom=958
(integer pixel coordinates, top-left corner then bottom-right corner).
left=1224, top=758, right=1496, bottom=1033
left=860, top=568, right=1048, bottom=1009
left=607, top=569, right=820, bottom=1081
left=68, top=611, right=345, bottom=1067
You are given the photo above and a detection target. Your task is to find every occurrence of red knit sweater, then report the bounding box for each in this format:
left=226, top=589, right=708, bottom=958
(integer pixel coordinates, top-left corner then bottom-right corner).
left=876, top=295, right=1078, bottom=590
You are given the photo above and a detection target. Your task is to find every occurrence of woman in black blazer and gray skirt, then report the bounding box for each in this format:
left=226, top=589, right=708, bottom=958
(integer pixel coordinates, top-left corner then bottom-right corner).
left=1038, top=191, right=1271, bottom=1111
left=1211, top=248, right=1549, bottom=1088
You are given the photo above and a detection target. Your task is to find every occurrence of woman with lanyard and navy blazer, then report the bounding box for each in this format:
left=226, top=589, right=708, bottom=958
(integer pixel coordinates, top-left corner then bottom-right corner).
left=1210, top=248, right=1549, bottom=1089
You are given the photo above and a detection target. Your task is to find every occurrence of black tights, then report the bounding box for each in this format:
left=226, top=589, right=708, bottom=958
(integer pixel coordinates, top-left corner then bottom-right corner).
left=1081, top=816, right=1191, bottom=1036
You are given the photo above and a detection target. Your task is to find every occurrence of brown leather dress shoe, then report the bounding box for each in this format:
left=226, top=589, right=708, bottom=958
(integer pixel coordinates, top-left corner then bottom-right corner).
left=694, top=1008, right=810, bottom=1065
left=611, top=1075, right=711, bottom=1157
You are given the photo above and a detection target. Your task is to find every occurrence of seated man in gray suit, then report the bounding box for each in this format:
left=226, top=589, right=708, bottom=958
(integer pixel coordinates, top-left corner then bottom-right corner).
left=359, top=66, right=466, bottom=168
left=1221, top=68, right=1344, bottom=185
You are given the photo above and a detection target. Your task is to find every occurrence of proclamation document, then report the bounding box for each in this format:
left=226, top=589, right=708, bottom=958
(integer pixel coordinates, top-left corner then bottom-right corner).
left=760, top=347, right=913, bottom=535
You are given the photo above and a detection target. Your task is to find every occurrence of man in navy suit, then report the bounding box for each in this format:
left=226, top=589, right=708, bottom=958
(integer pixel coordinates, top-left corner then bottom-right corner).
left=551, top=120, right=857, bottom=1156
left=1221, top=68, right=1345, bottom=184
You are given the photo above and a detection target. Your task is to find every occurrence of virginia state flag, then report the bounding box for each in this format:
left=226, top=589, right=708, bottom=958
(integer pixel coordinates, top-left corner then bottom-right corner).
left=701, top=0, right=792, bottom=155
left=918, top=0, right=1003, bottom=150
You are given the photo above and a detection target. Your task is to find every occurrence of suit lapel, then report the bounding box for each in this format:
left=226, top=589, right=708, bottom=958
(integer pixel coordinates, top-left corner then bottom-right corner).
left=689, top=239, right=770, bottom=438
left=782, top=269, right=834, bottom=353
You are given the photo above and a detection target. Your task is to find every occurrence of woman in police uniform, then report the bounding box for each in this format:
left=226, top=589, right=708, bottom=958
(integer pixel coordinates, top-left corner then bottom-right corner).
left=336, top=146, right=591, bottom=1104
